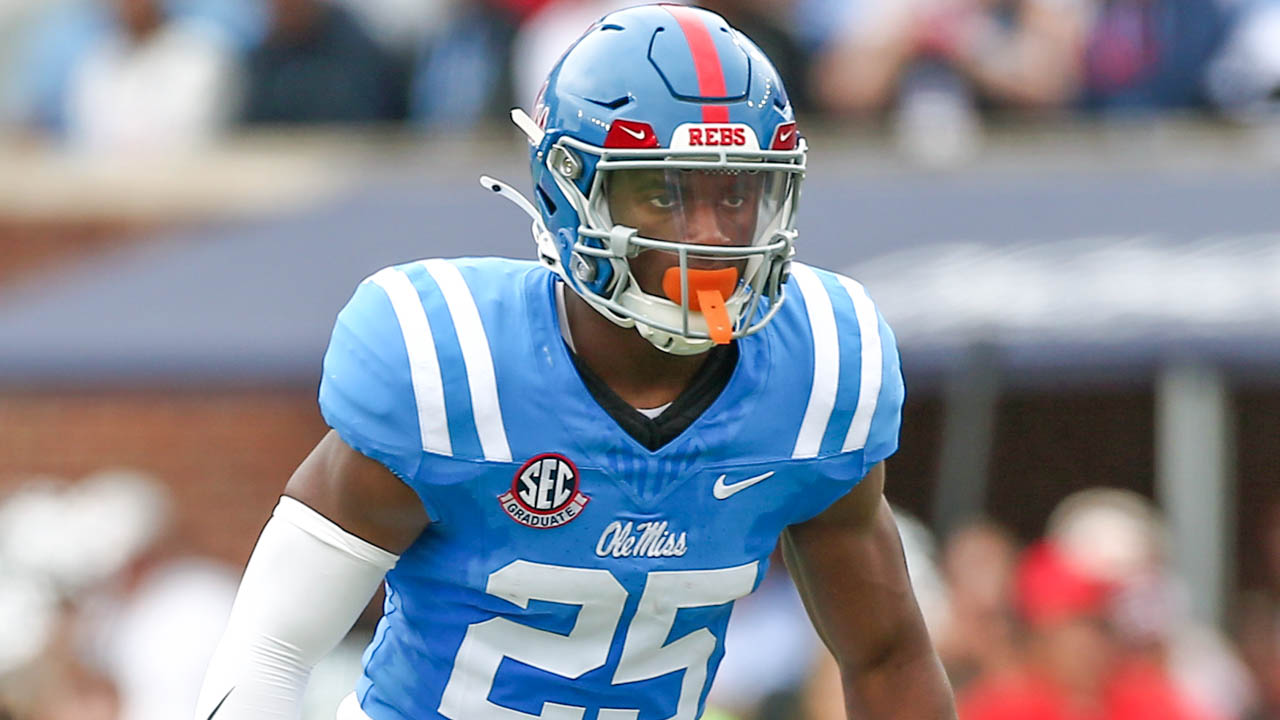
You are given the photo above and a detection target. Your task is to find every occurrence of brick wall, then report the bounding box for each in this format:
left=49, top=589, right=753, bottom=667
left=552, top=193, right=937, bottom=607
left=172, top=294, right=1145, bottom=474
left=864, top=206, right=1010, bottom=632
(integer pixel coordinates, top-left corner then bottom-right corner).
left=0, top=388, right=326, bottom=567
left=0, top=218, right=161, bottom=288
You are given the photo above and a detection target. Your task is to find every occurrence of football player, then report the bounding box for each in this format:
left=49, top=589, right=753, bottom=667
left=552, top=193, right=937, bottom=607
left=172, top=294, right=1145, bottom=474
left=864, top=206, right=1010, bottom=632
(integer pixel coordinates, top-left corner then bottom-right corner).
left=195, top=5, right=956, bottom=719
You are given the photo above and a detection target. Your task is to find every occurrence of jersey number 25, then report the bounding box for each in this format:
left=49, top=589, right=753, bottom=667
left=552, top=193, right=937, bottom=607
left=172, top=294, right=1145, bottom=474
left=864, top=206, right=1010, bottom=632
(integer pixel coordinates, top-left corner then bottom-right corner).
left=438, top=559, right=759, bottom=720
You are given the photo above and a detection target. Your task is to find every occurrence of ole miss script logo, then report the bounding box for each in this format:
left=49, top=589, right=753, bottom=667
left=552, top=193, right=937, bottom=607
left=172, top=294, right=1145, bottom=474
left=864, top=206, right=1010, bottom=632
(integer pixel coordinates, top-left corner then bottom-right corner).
left=499, top=453, right=589, bottom=528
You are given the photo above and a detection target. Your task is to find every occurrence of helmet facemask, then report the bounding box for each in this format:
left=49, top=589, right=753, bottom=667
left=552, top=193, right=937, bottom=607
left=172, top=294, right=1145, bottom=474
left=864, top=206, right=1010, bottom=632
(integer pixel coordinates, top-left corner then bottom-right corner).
left=548, top=134, right=805, bottom=355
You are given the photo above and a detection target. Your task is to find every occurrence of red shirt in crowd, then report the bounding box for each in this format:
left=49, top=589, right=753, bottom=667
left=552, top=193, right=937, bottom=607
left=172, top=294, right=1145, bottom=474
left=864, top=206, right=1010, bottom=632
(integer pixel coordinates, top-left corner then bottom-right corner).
left=959, top=660, right=1221, bottom=720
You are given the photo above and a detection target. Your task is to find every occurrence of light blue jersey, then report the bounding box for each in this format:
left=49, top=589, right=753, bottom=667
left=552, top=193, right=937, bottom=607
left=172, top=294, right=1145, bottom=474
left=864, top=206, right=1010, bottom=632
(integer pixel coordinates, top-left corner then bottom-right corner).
left=318, top=257, right=904, bottom=720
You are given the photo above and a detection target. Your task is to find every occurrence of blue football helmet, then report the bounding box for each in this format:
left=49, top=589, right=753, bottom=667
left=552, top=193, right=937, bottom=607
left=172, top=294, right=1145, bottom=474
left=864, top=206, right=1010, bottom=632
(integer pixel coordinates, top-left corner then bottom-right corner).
left=483, top=3, right=806, bottom=355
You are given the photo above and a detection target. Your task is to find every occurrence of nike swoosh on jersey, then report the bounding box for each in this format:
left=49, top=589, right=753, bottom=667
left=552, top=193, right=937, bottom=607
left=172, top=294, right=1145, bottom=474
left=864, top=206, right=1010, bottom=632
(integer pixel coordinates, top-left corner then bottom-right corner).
left=712, top=471, right=776, bottom=500
left=206, top=687, right=233, bottom=719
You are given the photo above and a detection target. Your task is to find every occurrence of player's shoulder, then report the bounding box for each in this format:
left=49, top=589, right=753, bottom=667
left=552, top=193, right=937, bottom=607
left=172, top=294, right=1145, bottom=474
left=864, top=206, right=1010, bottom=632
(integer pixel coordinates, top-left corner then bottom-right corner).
left=763, top=261, right=904, bottom=465
left=351, top=256, right=543, bottom=313
left=326, top=254, right=548, bottom=398
left=330, top=257, right=544, bottom=347
left=319, top=257, right=545, bottom=471
left=777, top=262, right=885, bottom=340
left=768, top=261, right=897, bottom=377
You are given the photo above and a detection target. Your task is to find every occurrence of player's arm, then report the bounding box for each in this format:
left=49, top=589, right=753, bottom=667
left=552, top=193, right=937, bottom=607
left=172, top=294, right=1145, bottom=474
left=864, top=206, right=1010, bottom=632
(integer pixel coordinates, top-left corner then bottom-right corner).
left=283, top=429, right=431, bottom=553
left=782, top=462, right=957, bottom=720
left=193, top=432, right=430, bottom=719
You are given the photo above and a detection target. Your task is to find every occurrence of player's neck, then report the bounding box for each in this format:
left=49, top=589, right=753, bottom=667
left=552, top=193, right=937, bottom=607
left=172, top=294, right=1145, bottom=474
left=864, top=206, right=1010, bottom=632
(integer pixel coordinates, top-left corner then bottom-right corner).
left=563, top=289, right=710, bottom=409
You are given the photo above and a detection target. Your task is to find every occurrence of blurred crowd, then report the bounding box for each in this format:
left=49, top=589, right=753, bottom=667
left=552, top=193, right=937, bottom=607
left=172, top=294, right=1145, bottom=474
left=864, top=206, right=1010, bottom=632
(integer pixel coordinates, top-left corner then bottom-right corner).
left=3, top=473, right=1280, bottom=719
left=1, top=0, right=1280, bottom=158
left=0, top=471, right=238, bottom=720
left=706, top=488, right=1280, bottom=720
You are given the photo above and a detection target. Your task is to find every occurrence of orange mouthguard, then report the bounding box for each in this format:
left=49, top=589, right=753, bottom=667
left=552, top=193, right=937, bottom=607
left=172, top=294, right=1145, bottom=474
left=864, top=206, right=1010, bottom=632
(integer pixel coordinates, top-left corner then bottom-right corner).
left=661, top=267, right=738, bottom=345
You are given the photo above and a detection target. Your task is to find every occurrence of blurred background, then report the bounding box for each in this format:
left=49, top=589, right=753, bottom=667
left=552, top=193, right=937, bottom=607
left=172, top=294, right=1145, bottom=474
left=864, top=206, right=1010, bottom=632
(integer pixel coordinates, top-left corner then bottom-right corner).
left=2, top=0, right=1280, bottom=719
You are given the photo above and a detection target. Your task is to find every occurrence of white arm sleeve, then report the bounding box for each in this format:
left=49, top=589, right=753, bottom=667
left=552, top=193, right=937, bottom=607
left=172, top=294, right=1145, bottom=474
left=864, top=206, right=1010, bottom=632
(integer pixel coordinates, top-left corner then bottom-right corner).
left=193, top=496, right=399, bottom=720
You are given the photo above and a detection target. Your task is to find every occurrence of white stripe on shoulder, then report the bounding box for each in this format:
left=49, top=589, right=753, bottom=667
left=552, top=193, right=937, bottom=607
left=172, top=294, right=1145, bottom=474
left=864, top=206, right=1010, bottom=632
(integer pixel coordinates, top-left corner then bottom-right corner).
left=421, top=259, right=513, bottom=463
left=791, top=264, right=841, bottom=459
left=835, top=275, right=883, bottom=453
left=368, top=268, right=451, bottom=456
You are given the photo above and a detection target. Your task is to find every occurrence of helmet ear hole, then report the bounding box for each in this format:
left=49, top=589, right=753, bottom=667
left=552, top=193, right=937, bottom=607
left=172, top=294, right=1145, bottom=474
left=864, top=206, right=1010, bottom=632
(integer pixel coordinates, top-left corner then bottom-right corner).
left=535, top=186, right=557, bottom=215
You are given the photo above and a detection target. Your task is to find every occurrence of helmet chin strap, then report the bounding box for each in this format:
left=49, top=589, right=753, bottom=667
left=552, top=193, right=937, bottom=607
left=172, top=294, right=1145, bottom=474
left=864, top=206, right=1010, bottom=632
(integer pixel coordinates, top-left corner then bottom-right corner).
left=479, top=175, right=564, bottom=273
left=635, top=324, right=715, bottom=356
left=479, top=175, right=538, bottom=219
left=618, top=280, right=746, bottom=355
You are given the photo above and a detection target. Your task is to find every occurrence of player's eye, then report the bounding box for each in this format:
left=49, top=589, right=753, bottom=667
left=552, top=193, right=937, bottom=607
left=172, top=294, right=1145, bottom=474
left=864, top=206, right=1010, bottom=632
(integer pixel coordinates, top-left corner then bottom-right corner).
left=720, top=195, right=746, bottom=209
left=648, top=194, right=677, bottom=209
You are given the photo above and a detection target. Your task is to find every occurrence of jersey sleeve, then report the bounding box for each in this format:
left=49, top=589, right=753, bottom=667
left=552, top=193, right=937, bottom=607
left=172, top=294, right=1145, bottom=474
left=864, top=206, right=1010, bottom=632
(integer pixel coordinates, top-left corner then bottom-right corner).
left=780, top=265, right=907, bottom=480
left=861, top=308, right=905, bottom=476
left=318, top=276, right=432, bottom=515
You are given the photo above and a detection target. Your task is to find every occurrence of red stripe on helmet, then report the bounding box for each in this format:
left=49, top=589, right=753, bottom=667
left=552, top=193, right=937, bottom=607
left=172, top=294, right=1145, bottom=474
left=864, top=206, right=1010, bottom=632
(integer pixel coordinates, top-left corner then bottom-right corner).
left=663, top=5, right=731, bottom=123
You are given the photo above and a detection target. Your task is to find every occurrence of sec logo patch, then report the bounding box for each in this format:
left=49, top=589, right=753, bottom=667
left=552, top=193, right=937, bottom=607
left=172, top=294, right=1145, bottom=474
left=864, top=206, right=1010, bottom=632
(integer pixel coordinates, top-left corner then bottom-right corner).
left=498, top=453, right=589, bottom=528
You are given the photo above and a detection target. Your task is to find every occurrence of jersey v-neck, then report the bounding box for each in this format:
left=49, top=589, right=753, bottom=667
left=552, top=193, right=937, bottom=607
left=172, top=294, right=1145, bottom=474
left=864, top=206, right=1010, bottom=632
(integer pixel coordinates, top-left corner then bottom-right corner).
left=553, top=279, right=740, bottom=451
left=568, top=340, right=739, bottom=452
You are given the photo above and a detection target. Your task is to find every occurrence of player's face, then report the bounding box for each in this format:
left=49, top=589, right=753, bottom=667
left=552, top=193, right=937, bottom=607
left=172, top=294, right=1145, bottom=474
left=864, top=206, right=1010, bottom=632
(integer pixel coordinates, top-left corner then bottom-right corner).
left=607, top=169, right=764, bottom=296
